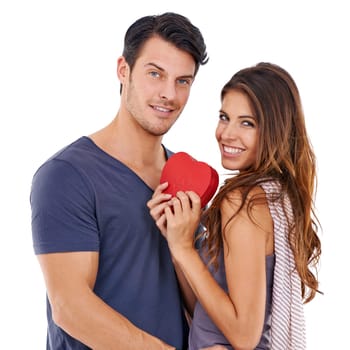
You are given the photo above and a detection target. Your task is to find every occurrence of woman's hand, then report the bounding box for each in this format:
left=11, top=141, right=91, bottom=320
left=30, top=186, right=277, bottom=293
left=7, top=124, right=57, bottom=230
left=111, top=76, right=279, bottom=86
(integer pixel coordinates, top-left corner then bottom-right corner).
left=148, top=184, right=200, bottom=315
left=148, top=184, right=201, bottom=253
left=147, top=182, right=173, bottom=237
left=163, top=190, right=201, bottom=256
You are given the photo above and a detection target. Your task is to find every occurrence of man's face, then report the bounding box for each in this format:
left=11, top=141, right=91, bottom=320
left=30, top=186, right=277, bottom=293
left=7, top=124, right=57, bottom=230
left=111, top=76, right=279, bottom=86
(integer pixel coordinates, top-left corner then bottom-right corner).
left=118, top=36, right=196, bottom=136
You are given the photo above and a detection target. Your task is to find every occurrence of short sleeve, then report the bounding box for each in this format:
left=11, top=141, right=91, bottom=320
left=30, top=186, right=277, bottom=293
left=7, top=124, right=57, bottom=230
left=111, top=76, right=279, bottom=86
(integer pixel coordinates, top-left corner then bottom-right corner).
left=30, top=159, right=99, bottom=254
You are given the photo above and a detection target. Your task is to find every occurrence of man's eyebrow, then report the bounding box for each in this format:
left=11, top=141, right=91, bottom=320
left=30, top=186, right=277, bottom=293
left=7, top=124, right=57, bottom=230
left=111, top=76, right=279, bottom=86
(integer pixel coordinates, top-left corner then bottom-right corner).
left=144, top=62, right=164, bottom=71
left=179, top=74, right=195, bottom=80
left=144, top=62, right=194, bottom=80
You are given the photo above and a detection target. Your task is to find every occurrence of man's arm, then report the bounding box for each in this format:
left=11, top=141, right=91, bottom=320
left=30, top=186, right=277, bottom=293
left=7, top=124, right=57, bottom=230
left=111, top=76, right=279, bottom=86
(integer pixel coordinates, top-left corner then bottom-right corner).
left=37, top=251, right=175, bottom=350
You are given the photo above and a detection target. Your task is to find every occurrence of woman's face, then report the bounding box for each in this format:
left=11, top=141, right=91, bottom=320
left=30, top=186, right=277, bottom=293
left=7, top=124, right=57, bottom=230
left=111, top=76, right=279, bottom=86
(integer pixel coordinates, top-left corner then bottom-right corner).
left=215, top=89, right=259, bottom=171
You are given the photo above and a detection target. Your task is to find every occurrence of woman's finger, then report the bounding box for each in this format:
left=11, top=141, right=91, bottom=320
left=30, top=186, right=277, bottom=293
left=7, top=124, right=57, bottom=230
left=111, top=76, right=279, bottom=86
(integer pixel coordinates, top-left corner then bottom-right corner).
left=171, top=196, right=183, bottom=216
left=154, top=182, right=169, bottom=197
left=186, top=191, right=202, bottom=213
left=147, top=193, right=171, bottom=209
left=156, top=213, right=167, bottom=236
left=175, top=191, right=192, bottom=213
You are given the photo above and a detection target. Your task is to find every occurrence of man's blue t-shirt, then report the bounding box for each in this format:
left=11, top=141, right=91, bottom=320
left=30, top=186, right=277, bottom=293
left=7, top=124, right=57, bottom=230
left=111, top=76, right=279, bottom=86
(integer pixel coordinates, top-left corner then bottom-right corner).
left=31, top=136, right=188, bottom=349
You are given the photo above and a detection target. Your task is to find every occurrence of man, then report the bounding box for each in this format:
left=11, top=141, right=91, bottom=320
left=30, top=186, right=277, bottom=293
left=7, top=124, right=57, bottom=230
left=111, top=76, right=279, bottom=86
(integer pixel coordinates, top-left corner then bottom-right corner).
left=30, top=12, right=208, bottom=349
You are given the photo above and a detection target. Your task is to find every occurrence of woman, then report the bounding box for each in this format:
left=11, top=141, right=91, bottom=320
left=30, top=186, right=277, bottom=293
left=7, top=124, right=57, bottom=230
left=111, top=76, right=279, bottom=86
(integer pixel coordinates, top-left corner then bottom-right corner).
left=148, top=62, right=321, bottom=350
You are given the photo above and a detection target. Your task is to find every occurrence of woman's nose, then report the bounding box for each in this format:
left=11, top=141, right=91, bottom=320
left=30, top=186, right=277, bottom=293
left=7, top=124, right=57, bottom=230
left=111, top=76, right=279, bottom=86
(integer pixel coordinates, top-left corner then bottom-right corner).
left=221, top=123, right=238, bottom=140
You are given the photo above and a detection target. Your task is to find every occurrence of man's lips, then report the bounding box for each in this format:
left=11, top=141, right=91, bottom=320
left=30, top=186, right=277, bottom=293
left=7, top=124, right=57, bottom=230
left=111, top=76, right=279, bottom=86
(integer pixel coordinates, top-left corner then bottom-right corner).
left=151, top=104, right=174, bottom=113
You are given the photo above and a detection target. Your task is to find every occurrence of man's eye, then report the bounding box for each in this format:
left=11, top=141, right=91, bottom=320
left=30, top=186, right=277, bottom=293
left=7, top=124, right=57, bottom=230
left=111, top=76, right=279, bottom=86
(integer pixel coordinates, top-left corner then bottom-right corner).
left=149, top=71, right=160, bottom=78
left=177, top=79, right=191, bottom=85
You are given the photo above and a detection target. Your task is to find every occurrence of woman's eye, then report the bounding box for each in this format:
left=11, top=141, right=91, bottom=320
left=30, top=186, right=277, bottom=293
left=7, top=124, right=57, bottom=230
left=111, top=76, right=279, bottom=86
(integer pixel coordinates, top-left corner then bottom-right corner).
left=242, top=120, right=255, bottom=127
left=219, top=113, right=229, bottom=121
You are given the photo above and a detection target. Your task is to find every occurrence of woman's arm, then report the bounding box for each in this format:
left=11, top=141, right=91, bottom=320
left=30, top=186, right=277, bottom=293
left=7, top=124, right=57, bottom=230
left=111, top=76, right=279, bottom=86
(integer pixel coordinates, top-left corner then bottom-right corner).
left=172, top=258, right=197, bottom=317
left=164, top=188, right=273, bottom=350
left=147, top=183, right=197, bottom=316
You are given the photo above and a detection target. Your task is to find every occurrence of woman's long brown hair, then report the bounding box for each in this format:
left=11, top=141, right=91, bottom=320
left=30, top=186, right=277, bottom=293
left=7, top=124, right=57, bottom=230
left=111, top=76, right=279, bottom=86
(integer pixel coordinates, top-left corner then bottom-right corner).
left=201, top=62, right=321, bottom=303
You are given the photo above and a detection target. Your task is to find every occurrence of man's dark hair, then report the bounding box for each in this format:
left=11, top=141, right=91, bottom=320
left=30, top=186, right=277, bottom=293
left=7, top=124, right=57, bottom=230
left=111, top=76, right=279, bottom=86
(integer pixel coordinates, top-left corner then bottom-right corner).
left=122, top=12, right=208, bottom=76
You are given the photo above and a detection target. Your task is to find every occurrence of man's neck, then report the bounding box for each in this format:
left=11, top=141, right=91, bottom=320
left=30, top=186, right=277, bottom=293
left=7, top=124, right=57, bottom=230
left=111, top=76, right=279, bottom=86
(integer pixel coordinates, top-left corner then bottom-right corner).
left=89, top=114, right=167, bottom=189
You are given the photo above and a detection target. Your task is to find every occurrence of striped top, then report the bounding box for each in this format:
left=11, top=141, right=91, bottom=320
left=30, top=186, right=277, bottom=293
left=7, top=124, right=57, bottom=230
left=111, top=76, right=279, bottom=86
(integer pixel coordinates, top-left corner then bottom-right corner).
left=261, top=181, right=306, bottom=349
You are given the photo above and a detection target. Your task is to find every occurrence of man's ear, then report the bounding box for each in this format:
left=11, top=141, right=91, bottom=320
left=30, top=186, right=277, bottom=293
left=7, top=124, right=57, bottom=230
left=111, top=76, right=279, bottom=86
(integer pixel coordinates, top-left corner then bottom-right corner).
left=117, top=56, right=129, bottom=83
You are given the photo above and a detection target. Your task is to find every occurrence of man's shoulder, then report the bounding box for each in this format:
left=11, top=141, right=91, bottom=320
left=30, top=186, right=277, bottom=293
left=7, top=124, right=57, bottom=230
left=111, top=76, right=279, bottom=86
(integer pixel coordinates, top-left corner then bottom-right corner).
left=30, top=137, right=97, bottom=211
left=32, top=137, right=95, bottom=186
left=48, top=136, right=93, bottom=161
left=37, top=136, right=95, bottom=170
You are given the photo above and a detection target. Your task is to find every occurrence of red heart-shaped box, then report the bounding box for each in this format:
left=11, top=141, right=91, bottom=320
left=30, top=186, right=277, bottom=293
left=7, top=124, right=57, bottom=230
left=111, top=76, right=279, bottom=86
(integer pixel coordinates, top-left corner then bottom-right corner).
left=160, top=152, right=219, bottom=208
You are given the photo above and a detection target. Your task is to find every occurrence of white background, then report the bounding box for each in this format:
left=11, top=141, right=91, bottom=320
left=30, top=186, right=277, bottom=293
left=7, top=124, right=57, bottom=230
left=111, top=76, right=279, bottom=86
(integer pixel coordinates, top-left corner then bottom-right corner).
left=1, top=0, right=349, bottom=348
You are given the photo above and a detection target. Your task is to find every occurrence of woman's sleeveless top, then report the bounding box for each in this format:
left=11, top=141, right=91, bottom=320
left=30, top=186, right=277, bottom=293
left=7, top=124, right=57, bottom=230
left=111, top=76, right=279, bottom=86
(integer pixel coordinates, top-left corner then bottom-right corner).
left=188, top=253, right=275, bottom=350
left=188, top=181, right=282, bottom=350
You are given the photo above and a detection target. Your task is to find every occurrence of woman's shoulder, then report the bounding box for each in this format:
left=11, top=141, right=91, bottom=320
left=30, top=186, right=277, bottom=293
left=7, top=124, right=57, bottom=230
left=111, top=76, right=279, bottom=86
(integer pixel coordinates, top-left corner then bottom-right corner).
left=224, top=184, right=269, bottom=206
left=220, top=185, right=274, bottom=247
